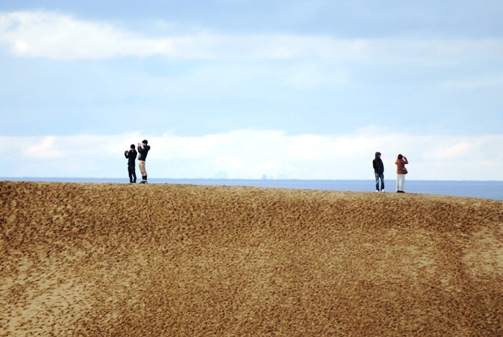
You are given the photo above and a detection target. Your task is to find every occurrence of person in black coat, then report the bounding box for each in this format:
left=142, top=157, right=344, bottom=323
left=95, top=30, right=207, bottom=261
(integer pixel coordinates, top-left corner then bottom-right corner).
left=137, top=139, right=151, bottom=184
left=125, top=144, right=137, bottom=183
left=372, top=151, right=385, bottom=192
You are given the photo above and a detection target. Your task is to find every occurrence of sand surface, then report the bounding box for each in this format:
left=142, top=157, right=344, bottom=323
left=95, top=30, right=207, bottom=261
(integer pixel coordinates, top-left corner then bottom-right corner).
left=1, top=181, right=503, bottom=336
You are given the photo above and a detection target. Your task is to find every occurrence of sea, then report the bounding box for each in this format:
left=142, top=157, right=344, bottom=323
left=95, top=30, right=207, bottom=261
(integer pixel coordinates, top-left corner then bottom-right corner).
left=3, top=178, right=503, bottom=201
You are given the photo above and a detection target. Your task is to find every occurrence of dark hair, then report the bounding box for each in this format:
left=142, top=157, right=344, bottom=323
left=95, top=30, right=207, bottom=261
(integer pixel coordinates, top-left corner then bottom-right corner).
left=398, top=154, right=403, bottom=160
left=130, top=144, right=135, bottom=149
left=142, top=139, right=148, bottom=145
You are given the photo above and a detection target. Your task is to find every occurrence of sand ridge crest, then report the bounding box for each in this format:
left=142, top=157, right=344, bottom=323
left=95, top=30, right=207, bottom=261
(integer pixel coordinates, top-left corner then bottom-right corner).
left=1, top=181, right=503, bottom=336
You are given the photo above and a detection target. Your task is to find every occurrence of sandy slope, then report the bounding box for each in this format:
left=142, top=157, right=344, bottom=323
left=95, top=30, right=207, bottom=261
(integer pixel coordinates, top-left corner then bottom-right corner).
left=1, top=181, right=503, bottom=336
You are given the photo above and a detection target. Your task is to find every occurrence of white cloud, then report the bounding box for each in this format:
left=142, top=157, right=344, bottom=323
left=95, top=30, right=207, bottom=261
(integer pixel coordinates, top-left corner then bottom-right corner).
left=19, top=134, right=140, bottom=158
left=1, top=130, right=502, bottom=180
left=1, top=10, right=502, bottom=64
left=429, top=141, right=473, bottom=159
left=24, top=136, right=61, bottom=158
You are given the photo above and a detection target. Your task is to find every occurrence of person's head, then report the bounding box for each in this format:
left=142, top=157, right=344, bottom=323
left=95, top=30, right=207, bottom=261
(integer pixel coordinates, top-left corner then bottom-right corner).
left=142, top=139, right=148, bottom=146
left=398, top=154, right=403, bottom=160
left=130, top=144, right=135, bottom=150
left=375, top=152, right=381, bottom=159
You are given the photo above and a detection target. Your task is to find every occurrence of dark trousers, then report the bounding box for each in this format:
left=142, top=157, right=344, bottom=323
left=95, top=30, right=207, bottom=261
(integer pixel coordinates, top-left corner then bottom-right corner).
left=128, top=165, right=137, bottom=183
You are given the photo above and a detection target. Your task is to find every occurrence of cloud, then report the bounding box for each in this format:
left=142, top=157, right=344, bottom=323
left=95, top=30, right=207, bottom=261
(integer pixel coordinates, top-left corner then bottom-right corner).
left=24, top=136, right=61, bottom=158
left=429, top=141, right=473, bottom=159
left=1, top=130, right=502, bottom=180
left=0, top=11, right=170, bottom=59
left=1, top=10, right=502, bottom=65
left=6, top=132, right=140, bottom=160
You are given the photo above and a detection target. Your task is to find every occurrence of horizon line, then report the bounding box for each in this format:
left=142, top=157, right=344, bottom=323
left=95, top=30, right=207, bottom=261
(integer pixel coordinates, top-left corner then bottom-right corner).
left=2, top=177, right=503, bottom=182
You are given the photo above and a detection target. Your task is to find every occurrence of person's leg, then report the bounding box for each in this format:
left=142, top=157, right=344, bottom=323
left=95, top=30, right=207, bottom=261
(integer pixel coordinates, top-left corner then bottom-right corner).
left=132, top=165, right=137, bottom=183
left=375, top=173, right=380, bottom=191
left=127, top=165, right=134, bottom=183
left=380, top=174, right=385, bottom=191
left=139, top=161, right=146, bottom=183
left=397, top=174, right=405, bottom=192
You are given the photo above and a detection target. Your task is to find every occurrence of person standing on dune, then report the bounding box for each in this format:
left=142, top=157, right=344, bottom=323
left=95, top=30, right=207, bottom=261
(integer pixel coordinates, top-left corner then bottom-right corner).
left=124, top=144, right=137, bottom=184
left=395, top=154, right=408, bottom=193
left=372, top=152, right=385, bottom=192
left=138, top=139, right=151, bottom=184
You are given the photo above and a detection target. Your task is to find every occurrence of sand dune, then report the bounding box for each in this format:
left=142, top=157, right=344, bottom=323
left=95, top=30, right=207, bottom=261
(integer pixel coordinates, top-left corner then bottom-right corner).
left=1, top=181, right=503, bottom=336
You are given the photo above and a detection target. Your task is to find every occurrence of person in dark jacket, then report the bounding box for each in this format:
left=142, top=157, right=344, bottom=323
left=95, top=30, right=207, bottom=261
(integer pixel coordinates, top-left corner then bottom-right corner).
left=372, top=152, right=385, bottom=192
left=124, top=144, right=137, bottom=183
left=137, top=139, right=151, bottom=184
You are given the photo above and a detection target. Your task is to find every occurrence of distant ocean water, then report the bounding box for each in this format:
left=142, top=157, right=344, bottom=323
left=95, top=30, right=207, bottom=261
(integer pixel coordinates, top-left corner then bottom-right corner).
left=3, top=177, right=503, bottom=201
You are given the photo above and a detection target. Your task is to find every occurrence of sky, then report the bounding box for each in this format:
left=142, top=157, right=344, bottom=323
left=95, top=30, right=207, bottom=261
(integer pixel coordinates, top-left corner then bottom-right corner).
left=1, top=0, right=502, bottom=180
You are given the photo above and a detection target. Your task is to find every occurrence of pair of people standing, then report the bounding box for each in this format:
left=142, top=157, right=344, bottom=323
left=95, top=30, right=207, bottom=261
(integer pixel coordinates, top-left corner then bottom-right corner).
left=124, top=140, right=150, bottom=184
left=372, top=152, right=409, bottom=193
